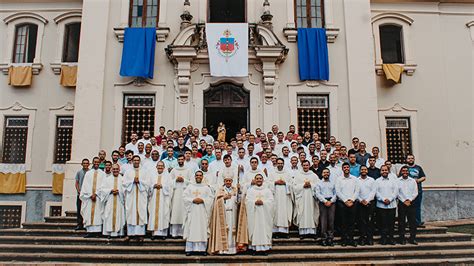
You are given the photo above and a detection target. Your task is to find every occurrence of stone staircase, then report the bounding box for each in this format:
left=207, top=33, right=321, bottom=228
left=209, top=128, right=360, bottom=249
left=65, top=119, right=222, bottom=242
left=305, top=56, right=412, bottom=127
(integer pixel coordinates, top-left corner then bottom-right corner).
left=0, top=211, right=473, bottom=264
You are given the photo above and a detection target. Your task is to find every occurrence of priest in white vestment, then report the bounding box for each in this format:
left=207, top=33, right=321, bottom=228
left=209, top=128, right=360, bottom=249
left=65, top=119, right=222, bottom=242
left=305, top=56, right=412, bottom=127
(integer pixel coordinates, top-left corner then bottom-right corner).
left=99, top=163, right=125, bottom=237
left=169, top=154, right=193, bottom=237
left=123, top=156, right=150, bottom=241
left=183, top=171, right=214, bottom=255
left=80, top=157, right=105, bottom=237
left=246, top=174, right=274, bottom=254
left=147, top=161, right=172, bottom=239
left=269, top=158, right=294, bottom=237
left=293, top=160, right=320, bottom=238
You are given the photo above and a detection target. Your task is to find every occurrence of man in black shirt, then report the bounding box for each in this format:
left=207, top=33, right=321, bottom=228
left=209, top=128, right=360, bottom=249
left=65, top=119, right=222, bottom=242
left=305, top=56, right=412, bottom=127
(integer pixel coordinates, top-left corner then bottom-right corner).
left=367, top=156, right=381, bottom=179
left=406, top=154, right=427, bottom=227
left=318, top=150, right=330, bottom=169
left=310, top=155, right=323, bottom=179
left=174, top=136, right=191, bottom=155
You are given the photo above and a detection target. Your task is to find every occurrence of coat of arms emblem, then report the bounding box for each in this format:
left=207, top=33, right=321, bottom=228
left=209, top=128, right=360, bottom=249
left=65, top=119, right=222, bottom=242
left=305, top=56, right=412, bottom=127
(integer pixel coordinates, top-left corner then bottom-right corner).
left=216, top=29, right=240, bottom=61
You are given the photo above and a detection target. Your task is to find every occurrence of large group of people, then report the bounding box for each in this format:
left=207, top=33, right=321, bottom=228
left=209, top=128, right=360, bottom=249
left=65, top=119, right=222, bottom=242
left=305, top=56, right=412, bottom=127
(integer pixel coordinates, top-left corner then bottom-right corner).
left=74, top=124, right=427, bottom=256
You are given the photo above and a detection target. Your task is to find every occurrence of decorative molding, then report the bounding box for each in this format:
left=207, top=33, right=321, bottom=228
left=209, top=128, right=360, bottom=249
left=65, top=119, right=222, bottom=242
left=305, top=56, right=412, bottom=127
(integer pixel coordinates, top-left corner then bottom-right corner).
left=287, top=80, right=339, bottom=88
left=49, top=102, right=75, bottom=111
left=371, top=12, right=414, bottom=25
left=282, top=27, right=339, bottom=43
left=190, top=62, right=199, bottom=72
left=283, top=28, right=298, bottom=42
left=53, top=11, right=82, bottom=24
left=254, top=63, right=263, bottom=73
left=378, top=103, right=417, bottom=113
left=0, top=63, right=43, bottom=75
left=113, top=26, right=170, bottom=42
left=114, top=77, right=165, bottom=87
left=0, top=101, right=37, bottom=112
left=3, top=12, right=48, bottom=24
left=467, top=20, right=474, bottom=41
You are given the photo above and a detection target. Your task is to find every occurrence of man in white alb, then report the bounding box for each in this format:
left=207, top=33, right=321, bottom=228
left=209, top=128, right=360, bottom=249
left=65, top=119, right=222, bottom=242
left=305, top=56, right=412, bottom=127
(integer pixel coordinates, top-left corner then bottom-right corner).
left=169, top=154, right=193, bottom=238
left=147, top=161, right=173, bottom=240
left=80, top=157, right=105, bottom=238
left=293, top=160, right=319, bottom=239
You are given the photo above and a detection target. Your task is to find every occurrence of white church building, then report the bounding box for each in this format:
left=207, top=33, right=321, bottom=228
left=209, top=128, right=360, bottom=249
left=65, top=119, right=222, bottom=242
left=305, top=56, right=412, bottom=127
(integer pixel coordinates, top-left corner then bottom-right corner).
left=0, top=0, right=472, bottom=226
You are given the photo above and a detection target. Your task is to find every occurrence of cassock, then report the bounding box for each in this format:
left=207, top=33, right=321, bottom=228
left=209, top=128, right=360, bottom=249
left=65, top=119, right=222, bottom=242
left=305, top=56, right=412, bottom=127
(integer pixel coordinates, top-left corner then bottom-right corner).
left=183, top=182, right=214, bottom=252
left=241, top=169, right=266, bottom=195
left=293, top=170, right=319, bottom=235
left=169, top=165, right=192, bottom=237
left=269, top=169, right=294, bottom=234
left=246, top=185, right=274, bottom=251
left=147, top=169, right=173, bottom=236
left=80, top=168, right=105, bottom=233
left=123, top=167, right=150, bottom=236
left=98, top=173, right=125, bottom=237
left=208, top=185, right=239, bottom=254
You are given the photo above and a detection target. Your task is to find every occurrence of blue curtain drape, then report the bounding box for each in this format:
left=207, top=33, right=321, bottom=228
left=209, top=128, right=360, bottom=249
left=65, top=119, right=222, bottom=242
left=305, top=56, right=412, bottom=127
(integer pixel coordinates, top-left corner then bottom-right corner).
left=297, top=28, right=330, bottom=81
left=120, top=27, right=156, bottom=79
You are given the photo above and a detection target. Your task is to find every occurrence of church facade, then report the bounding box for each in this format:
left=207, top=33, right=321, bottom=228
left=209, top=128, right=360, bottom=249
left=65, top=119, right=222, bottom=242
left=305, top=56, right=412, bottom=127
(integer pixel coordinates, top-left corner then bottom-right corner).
left=0, top=0, right=472, bottom=225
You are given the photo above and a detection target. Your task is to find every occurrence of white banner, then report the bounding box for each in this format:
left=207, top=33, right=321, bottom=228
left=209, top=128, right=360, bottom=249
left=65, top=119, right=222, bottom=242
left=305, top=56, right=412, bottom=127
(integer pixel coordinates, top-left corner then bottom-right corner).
left=206, top=23, right=248, bottom=77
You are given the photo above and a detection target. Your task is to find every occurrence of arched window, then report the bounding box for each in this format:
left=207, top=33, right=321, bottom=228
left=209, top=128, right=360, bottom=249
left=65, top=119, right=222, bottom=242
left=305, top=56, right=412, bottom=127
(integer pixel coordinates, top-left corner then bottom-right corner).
left=379, top=24, right=404, bottom=64
left=62, top=22, right=81, bottom=62
left=129, top=0, right=160, bottom=27
left=208, top=0, right=246, bottom=23
left=294, top=0, right=324, bottom=28
left=13, top=23, right=38, bottom=63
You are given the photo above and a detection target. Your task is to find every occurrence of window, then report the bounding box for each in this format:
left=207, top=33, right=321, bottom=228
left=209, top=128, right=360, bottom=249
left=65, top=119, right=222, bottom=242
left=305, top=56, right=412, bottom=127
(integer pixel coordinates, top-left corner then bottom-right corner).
left=0, top=205, right=22, bottom=229
left=297, top=95, right=329, bottom=143
left=295, top=0, right=324, bottom=28
left=62, top=23, right=81, bottom=63
left=379, top=25, right=404, bottom=64
left=2, top=117, right=28, bottom=164
left=385, top=117, right=412, bottom=164
left=49, top=205, right=62, bottom=217
left=122, top=95, right=155, bottom=144
left=54, top=116, right=73, bottom=163
left=209, top=0, right=246, bottom=23
left=13, top=24, right=38, bottom=63
left=129, top=0, right=160, bottom=27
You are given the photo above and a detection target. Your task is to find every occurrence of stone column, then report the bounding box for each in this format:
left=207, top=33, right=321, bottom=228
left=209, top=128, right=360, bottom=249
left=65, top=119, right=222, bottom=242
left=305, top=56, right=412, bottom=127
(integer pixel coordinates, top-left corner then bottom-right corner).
left=61, top=0, right=111, bottom=214
left=342, top=0, right=381, bottom=146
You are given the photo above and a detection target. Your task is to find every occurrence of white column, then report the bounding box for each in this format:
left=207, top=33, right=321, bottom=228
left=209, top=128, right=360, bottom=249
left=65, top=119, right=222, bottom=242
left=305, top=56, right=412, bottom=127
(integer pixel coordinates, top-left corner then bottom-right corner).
left=342, top=0, right=380, bottom=146
left=62, top=0, right=111, bottom=214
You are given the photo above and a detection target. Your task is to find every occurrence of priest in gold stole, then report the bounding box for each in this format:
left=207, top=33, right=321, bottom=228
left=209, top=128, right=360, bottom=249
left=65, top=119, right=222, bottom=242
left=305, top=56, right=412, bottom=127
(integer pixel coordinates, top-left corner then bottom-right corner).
left=80, top=157, right=105, bottom=237
left=147, top=161, right=172, bottom=240
left=208, top=176, right=238, bottom=255
left=123, top=155, right=150, bottom=241
left=99, top=163, right=125, bottom=237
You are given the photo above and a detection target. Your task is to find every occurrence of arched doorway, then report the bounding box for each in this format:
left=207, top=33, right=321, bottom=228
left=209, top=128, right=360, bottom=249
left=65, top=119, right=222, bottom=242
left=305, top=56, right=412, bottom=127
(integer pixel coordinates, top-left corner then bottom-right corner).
left=204, top=83, right=249, bottom=142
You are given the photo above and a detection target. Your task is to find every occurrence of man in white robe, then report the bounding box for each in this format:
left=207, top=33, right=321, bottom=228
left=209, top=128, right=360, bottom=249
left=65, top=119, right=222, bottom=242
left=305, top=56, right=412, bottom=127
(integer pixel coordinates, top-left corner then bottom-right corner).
left=293, top=160, right=319, bottom=239
left=184, top=150, right=199, bottom=173
left=169, top=154, right=193, bottom=238
left=80, top=157, right=105, bottom=237
left=269, top=158, right=294, bottom=237
left=99, top=163, right=125, bottom=237
left=123, top=155, right=150, bottom=241
left=246, top=174, right=274, bottom=255
left=183, top=171, right=214, bottom=255
left=147, top=161, right=172, bottom=239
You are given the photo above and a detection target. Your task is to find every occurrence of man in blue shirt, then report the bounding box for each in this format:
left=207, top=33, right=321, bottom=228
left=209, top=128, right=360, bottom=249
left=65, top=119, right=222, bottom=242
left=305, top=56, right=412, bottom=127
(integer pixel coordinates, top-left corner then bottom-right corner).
left=348, top=153, right=361, bottom=177
left=314, top=168, right=336, bottom=246
left=405, top=154, right=427, bottom=227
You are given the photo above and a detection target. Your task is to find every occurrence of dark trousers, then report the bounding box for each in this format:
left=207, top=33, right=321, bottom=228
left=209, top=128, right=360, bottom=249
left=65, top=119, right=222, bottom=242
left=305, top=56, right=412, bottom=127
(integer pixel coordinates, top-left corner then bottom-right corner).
left=337, top=200, right=356, bottom=243
left=413, top=191, right=423, bottom=225
left=377, top=207, right=395, bottom=242
left=319, top=202, right=336, bottom=240
left=76, top=194, right=83, bottom=227
left=398, top=202, right=417, bottom=240
left=357, top=201, right=375, bottom=241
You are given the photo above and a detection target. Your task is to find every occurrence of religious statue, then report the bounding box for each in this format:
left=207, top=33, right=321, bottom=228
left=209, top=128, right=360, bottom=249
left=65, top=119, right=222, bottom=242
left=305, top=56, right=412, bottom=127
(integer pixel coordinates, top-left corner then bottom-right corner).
left=217, top=122, right=226, bottom=142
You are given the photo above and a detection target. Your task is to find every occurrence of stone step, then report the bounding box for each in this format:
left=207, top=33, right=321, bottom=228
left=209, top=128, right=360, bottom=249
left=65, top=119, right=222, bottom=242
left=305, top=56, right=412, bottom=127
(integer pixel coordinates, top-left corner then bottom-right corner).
left=0, top=248, right=473, bottom=263
left=65, top=211, right=76, bottom=217
left=0, top=233, right=469, bottom=246
left=44, top=216, right=76, bottom=223
left=0, top=242, right=472, bottom=255
left=22, top=222, right=76, bottom=229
